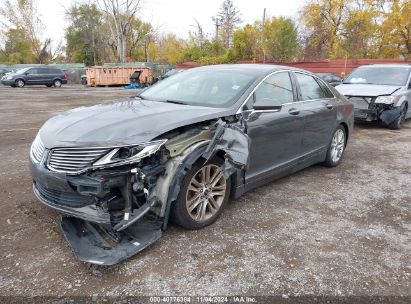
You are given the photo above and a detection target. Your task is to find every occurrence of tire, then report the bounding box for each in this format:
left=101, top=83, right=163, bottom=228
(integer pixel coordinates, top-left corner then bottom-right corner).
left=53, top=79, right=62, bottom=88
left=171, top=157, right=231, bottom=230
left=323, top=125, right=346, bottom=167
left=388, top=104, right=407, bottom=130
left=46, top=84, right=52, bottom=87
left=15, top=79, right=25, bottom=88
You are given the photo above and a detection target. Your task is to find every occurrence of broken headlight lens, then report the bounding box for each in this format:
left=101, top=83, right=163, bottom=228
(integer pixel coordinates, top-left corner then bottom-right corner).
left=93, top=139, right=167, bottom=168
left=375, top=96, right=397, bottom=105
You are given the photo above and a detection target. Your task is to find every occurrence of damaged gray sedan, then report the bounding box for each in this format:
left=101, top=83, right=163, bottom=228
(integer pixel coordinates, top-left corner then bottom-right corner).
left=30, top=64, right=353, bottom=265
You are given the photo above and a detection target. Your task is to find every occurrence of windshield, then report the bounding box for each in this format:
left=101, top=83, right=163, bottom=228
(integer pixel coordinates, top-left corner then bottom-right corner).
left=344, top=67, right=411, bottom=86
left=15, top=68, right=30, bottom=75
left=140, top=68, right=256, bottom=107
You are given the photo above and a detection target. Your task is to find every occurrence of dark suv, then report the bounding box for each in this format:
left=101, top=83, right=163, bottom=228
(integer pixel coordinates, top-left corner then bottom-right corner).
left=1, top=67, right=68, bottom=88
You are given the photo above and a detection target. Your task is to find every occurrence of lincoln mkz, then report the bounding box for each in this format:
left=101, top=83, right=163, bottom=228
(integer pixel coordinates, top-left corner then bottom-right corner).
left=30, top=65, right=354, bottom=265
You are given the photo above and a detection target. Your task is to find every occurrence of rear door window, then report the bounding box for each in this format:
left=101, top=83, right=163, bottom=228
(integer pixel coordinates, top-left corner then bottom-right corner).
left=50, top=68, right=61, bottom=74
left=295, top=73, right=327, bottom=100
left=38, top=68, right=49, bottom=75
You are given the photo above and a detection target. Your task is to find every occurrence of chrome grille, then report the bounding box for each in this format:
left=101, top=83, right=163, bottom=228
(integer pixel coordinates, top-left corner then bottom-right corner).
left=30, top=136, right=45, bottom=163
left=48, top=147, right=109, bottom=173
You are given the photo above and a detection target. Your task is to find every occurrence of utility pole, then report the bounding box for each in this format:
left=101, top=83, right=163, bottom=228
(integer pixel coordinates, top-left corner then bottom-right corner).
left=262, top=8, right=266, bottom=63
left=212, top=16, right=220, bottom=41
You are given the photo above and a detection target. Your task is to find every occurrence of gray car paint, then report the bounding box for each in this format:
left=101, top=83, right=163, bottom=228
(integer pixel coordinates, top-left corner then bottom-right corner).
left=39, top=100, right=234, bottom=148
left=29, top=64, right=354, bottom=264
left=33, top=64, right=354, bottom=201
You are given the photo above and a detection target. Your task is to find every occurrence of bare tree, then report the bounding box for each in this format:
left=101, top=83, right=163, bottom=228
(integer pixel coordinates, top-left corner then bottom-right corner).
left=217, top=0, right=242, bottom=48
left=190, top=18, right=206, bottom=48
left=97, top=0, right=142, bottom=62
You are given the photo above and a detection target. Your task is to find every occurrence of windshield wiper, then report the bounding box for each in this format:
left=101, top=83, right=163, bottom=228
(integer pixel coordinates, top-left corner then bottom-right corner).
left=134, top=95, right=146, bottom=100
left=164, top=100, right=188, bottom=105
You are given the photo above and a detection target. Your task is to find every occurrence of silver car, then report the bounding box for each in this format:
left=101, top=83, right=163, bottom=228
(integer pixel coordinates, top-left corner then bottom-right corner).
left=336, top=64, right=411, bottom=129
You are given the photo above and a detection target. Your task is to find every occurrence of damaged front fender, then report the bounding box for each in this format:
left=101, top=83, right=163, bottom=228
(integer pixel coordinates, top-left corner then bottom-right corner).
left=33, top=117, right=251, bottom=265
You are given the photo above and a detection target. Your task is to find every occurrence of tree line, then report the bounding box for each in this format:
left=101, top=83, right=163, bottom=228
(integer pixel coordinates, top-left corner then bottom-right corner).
left=0, top=0, right=409, bottom=66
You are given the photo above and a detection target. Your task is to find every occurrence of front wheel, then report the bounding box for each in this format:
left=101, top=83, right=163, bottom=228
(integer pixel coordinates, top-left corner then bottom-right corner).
left=388, top=105, right=407, bottom=130
left=171, top=157, right=231, bottom=229
left=15, top=79, right=25, bottom=88
left=323, top=125, right=346, bottom=167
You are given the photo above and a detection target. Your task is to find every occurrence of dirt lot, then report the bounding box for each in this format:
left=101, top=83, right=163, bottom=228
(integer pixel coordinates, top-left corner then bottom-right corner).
left=0, top=85, right=410, bottom=298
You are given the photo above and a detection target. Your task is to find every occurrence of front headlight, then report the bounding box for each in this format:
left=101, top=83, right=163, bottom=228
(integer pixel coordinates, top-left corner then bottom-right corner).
left=375, top=96, right=397, bottom=105
left=5, top=75, right=13, bottom=80
left=93, top=139, right=167, bottom=168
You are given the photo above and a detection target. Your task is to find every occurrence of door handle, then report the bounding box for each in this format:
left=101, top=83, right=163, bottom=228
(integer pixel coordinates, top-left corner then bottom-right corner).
left=288, top=108, right=300, bottom=115
left=326, top=103, right=333, bottom=109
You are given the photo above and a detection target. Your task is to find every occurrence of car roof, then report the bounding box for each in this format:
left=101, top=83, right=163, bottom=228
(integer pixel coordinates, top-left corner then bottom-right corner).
left=194, top=64, right=309, bottom=76
left=359, top=64, right=411, bottom=68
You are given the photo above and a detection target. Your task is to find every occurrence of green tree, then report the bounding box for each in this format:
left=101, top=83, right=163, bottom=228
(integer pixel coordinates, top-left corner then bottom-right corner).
left=232, top=24, right=261, bottom=61
left=65, top=4, right=105, bottom=65
left=263, top=17, right=299, bottom=61
left=157, top=34, right=187, bottom=64
left=127, top=18, right=155, bottom=61
left=4, top=28, right=36, bottom=63
left=0, top=0, right=60, bottom=63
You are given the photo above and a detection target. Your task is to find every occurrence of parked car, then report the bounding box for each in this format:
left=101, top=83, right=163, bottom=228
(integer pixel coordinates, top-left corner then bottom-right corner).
left=0, top=68, right=12, bottom=79
left=317, top=73, right=343, bottom=87
left=336, top=64, right=411, bottom=129
left=160, top=68, right=184, bottom=80
left=29, top=64, right=353, bottom=265
left=1, top=67, right=67, bottom=88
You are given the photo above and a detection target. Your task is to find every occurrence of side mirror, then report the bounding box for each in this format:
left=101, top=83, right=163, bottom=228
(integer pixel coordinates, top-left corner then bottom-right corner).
left=253, top=98, right=282, bottom=111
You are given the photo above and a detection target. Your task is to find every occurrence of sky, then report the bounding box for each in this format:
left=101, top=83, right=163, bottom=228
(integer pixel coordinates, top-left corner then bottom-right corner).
left=36, top=0, right=304, bottom=47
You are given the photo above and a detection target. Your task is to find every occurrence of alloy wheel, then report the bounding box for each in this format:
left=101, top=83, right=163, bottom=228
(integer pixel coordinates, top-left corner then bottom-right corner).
left=185, top=164, right=227, bottom=222
left=330, top=129, right=345, bottom=163
left=16, top=80, right=24, bottom=88
left=54, top=80, right=62, bottom=88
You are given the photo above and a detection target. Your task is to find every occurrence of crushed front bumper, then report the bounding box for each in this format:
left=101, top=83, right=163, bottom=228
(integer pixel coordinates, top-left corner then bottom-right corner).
left=30, top=158, right=164, bottom=265
left=353, top=104, right=402, bottom=125
left=354, top=108, right=378, bottom=121
left=61, top=217, right=162, bottom=265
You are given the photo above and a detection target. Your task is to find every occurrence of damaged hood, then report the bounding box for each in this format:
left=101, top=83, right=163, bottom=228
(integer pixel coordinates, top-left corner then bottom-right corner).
left=335, top=84, right=402, bottom=97
left=39, top=99, right=232, bottom=148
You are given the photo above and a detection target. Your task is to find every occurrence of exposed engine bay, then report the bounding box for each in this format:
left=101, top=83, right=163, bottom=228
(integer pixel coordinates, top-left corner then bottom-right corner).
left=32, top=117, right=250, bottom=265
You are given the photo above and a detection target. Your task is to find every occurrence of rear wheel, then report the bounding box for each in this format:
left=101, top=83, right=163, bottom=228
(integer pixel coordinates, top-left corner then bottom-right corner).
left=388, top=104, right=407, bottom=130
left=53, top=79, right=62, bottom=88
left=171, top=157, right=231, bottom=229
left=323, top=125, right=346, bottom=167
left=15, top=79, right=25, bottom=88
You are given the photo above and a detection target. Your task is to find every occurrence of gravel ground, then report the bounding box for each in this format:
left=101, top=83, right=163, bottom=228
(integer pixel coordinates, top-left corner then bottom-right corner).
left=0, top=85, right=409, bottom=299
